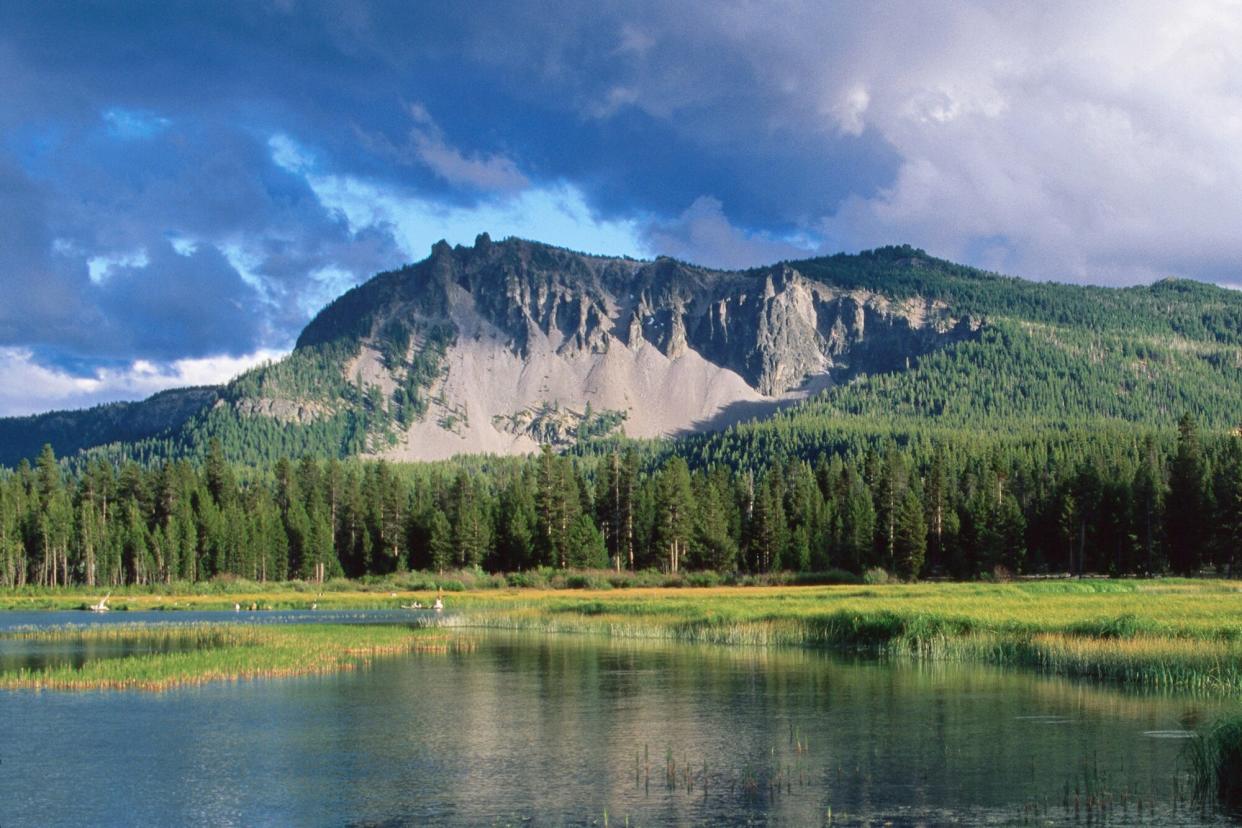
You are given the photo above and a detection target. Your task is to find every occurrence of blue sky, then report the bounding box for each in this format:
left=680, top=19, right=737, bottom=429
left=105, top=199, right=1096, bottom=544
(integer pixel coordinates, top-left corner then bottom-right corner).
left=2, top=1, right=1241, bottom=415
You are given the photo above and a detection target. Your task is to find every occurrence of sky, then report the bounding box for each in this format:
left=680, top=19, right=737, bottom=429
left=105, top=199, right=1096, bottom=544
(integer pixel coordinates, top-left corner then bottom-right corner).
left=2, top=1, right=1241, bottom=415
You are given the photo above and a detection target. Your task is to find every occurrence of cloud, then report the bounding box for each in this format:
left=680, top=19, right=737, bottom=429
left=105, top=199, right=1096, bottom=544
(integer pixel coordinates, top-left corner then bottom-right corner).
left=0, top=110, right=405, bottom=368
left=5, top=0, right=1242, bottom=417
left=405, top=104, right=529, bottom=192
left=92, top=240, right=274, bottom=360
left=438, top=2, right=1242, bottom=283
left=87, top=248, right=148, bottom=284
left=805, top=2, right=1242, bottom=283
left=103, top=108, right=170, bottom=140
left=0, top=346, right=285, bottom=417
left=349, top=105, right=529, bottom=193
left=643, top=196, right=815, bottom=270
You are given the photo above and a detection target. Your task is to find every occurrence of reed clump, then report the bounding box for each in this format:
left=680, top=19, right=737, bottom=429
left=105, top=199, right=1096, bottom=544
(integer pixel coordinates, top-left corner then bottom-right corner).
left=0, top=623, right=475, bottom=691
left=1188, top=715, right=1242, bottom=814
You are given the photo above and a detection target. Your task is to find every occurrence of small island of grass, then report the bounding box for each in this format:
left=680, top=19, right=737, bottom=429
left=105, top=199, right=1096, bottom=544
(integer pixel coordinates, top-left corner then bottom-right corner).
left=0, top=623, right=474, bottom=691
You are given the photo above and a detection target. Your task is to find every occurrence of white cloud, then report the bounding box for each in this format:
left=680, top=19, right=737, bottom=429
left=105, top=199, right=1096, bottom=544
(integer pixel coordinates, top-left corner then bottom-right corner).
left=643, top=196, right=816, bottom=269
left=268, top=133, right=315, bottom=174
left=553, top=1, right=1242, bottom=284
left=168, top=235, right=198, bottom=256
left=86, top=248, right=148, bottom=285
left=351, top=104, right=530, bottom=193
left=0, top=347, right=286, bottom=417
left=102, top=108, right=170, bottom=140
left=831, top=84, right=870, bottom=136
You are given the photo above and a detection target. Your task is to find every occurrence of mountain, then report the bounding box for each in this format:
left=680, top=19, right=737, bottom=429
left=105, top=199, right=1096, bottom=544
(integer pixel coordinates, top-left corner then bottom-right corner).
left=0, top=387, right=220, bottom=468
left=3, top=235, right=1241, bottom=467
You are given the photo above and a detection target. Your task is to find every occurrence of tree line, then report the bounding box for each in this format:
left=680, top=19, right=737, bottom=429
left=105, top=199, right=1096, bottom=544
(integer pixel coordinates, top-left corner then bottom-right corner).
left=1, top=414, right=1239, bottom=588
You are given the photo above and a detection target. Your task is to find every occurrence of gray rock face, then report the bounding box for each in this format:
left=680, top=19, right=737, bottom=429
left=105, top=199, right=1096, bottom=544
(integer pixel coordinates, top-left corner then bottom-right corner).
left=303, top=236, right=974, bottom=399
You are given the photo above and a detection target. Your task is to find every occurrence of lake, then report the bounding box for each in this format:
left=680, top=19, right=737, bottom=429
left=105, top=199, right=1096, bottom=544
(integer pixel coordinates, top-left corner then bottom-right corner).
left=0, top=613, right=1235, bottom=826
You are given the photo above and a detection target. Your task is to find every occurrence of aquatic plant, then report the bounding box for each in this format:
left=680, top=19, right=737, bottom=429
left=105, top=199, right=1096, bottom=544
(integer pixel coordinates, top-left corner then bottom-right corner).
left=1188, top=715, right=1242, bottom=814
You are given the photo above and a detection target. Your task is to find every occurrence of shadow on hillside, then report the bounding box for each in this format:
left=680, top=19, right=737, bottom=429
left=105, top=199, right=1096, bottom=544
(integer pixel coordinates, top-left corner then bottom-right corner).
left=674, top=372, right=835, bottom=437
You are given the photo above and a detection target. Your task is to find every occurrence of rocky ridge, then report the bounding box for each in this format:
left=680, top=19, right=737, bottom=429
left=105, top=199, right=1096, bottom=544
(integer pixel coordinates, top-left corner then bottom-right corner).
left=271, top=235, right=977, bottom=459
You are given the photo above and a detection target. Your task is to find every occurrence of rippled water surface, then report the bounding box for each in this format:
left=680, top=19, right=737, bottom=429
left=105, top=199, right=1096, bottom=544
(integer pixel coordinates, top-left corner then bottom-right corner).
left=0, top=615, right=1236, bottom=826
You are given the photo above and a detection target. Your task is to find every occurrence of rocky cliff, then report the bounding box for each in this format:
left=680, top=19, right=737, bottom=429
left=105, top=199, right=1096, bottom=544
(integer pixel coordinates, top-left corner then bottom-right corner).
left=276, top=235, right=977, bottom=459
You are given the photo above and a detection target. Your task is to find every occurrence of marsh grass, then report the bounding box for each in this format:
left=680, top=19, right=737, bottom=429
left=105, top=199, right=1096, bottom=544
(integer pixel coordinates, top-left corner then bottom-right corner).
left=434, top=580, right=1242, bottom=692
left=5, top=579, right=1241, bottom=691
left=1188, top=715, right=1242, bottom=814
left=0, top=623, right=475, bottom=691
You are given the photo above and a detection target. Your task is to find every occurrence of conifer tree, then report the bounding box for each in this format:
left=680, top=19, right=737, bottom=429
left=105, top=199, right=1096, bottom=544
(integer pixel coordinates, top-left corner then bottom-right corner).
left=428, top=510, right=453, bottom=574
left=1166, top=413, right=1207, bottom=574
left=655, top=457, right=694, bottom=574
left=894, top=488, right=927, bottom=579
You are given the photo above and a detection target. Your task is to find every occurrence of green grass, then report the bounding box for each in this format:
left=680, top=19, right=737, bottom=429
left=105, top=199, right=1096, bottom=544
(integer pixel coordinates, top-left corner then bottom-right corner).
left=431, top=579, right=1242, bottom=693
left=0, top=623, right=474, bottom=691
left=4, top=578, right=1241, bottom=693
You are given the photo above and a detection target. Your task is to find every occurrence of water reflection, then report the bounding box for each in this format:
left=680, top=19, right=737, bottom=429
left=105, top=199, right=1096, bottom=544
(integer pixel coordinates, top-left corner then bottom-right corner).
left=1, top=630, right=1236, bottom=826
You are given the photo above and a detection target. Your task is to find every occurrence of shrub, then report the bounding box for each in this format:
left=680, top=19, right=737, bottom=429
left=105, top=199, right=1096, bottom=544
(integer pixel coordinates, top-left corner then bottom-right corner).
left=565, top=574, right=603, bottom=589
left=683, top=571, right=722, bottom=588
left=863, top=567, right=891, bottom=585
left=506, top=571, right=547, bottom=589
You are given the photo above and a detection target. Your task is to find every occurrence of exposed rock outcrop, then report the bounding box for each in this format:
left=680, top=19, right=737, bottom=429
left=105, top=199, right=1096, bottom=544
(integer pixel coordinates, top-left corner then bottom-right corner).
left=279, top=236, right=979, bottom=459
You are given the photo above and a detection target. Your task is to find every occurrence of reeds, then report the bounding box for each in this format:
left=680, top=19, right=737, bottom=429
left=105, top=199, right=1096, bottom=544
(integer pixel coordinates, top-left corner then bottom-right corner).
left=433, top=580, right=1242, bottom=693
left=1188, top=715, right=1242, bottom=814
left=0, top=623, right=475, bottom=691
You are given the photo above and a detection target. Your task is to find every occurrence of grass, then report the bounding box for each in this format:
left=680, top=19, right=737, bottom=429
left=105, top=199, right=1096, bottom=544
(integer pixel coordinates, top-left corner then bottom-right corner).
left=1188, top=715, right=1242, bottom=814
left=429, top=579, right=1242, bottom=693
left=3, top=578, right=1241, bottom=693
left=0, top=623, right=474, bottom=691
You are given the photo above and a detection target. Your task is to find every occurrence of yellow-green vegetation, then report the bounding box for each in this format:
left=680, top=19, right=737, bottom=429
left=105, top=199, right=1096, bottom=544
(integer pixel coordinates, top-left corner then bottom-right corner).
left=3, top=578, right=1240, bottom=692
left=435, top=579, right=1242, bottom=693
left=0, top=624, right=474, bottom=691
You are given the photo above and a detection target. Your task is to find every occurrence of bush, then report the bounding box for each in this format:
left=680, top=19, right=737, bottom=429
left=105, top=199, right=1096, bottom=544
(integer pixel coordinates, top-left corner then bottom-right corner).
left=506, top=570, right=547, bottom=589
left=863, top=567, right=891, bottom=585
left=683, top=571, right=722, bottom=588
left=565, top=574, right=613, bottom=590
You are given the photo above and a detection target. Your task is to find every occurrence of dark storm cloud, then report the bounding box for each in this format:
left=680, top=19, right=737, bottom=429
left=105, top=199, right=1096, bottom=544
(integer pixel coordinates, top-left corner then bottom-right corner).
left=92, top=241, right=269, bottom=361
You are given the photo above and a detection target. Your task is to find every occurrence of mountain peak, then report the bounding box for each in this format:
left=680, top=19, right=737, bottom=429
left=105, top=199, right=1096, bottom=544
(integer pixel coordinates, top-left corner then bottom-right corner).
left=7, top=236, right=1242, bottom=467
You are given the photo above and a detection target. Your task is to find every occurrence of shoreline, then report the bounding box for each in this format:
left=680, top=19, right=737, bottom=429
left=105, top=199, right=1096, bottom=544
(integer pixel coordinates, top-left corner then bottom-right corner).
left=2, top=579, right=1240, bottom=694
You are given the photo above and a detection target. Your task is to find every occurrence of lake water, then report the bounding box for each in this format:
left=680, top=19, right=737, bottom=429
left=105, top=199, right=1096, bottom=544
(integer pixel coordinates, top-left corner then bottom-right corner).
left=0, top=613, right=1236, bottom=826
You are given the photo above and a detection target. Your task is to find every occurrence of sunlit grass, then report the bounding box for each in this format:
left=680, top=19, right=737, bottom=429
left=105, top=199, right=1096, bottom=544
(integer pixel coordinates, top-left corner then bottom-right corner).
left=0, top=624, right=474, bottom=691
left=434, top=580, right=1242, bottom=692
left=3, top=578, right=1240, bottom=692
